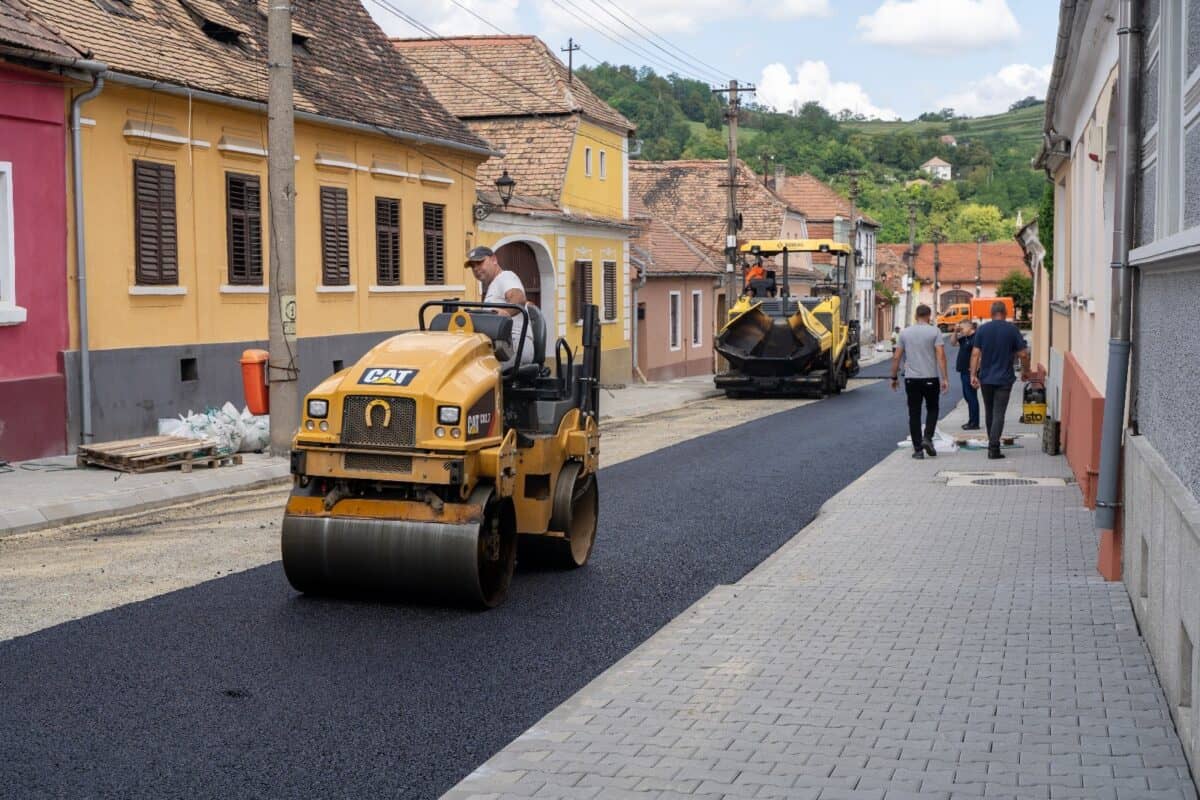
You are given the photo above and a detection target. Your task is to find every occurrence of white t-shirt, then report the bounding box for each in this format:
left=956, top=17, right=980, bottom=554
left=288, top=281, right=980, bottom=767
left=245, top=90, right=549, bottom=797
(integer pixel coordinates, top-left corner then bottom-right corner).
left=483, top=270, right=535, bottom=364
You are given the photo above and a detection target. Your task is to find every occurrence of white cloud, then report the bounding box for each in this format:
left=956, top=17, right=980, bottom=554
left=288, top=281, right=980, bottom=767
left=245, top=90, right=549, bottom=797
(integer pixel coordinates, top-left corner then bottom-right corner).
left=857, top=0, right=1020, bottom=54
left=365, top=0, right=520, bottom=38
left=757, top=61, right=898, bottom=120
left=939, top=63, right=1050, bottom=116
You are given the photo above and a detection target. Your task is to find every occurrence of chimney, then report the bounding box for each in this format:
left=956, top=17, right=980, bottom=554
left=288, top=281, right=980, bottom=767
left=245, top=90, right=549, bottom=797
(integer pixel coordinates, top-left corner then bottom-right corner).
left=774, top=164, right=786, bottom=190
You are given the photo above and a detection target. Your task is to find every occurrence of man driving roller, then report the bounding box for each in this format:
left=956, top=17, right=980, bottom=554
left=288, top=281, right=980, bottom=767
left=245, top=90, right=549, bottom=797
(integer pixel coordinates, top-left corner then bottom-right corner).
left=465, top=245, right=535, bottom=366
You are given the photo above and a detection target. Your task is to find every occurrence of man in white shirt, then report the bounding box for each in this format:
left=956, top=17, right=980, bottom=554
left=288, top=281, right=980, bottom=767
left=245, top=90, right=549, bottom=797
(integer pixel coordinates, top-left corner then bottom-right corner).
left=465, top=246, right=535, bottom=365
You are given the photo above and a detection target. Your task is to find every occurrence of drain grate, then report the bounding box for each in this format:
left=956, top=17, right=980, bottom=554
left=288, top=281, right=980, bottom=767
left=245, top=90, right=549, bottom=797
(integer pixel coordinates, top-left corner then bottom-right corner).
left=946, top=474, right=1069, bottom=487
left=971, top=477, right=1039, bottom=487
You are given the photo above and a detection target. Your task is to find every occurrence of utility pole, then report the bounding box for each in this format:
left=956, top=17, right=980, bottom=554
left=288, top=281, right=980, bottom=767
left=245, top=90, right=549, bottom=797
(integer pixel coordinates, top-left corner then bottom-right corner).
left=846, top=171, right=862, bottom=323
left=760, top=152, right=774, bottom=187
left=975, top=234, right=986, bottom=297
left=561, top=38, right=580, bottom=83
left=268, top=0, right=299, bottom=457
left=905, top=202, right=917, bottom=326
left=931, top=227, right=944, bottom=316
left=713, top=80, right=754, bottom=308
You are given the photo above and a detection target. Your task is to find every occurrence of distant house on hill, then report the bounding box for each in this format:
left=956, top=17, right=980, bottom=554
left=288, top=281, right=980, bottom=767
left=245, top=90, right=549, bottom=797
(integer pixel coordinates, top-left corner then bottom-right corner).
left=921, top=157, right=952, bottom=181
left=939, top=134, right=958, bottom=147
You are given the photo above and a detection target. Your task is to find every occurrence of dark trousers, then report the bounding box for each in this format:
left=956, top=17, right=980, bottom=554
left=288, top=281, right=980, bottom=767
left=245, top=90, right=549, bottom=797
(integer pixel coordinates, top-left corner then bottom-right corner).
left=905, top=378, right=940, bottom=450
left=981, top=383, right=1014, bottom=449
left=959, top=371, right=980, bottom=426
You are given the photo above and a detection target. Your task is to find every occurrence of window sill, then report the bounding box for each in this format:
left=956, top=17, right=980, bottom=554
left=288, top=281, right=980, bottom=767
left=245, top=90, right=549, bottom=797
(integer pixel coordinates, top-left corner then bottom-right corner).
left=129, top=285, right=187, bottom=296
left=0, top=304, right=28, bottom=326
left=370, top=284, right=466, bottom=294
left=316, top=285, right=357, bottom=294
left=220, top=284, right=268, bottom=294
left=601, top=317, right=620, bottom=325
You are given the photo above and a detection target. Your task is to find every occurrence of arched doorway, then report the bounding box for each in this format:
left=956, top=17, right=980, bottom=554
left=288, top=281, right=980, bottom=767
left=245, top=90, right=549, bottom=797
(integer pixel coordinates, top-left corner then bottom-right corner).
left=496, top=241, right=541, bottom=307
left=941, top=289, right=971, bottom=309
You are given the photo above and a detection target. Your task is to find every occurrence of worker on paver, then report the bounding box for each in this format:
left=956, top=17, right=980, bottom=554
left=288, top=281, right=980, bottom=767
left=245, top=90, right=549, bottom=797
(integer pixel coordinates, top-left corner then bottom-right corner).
left=970, top=300, right=1032, bottom=459
left=890, top=304, right=949, bottom=459
left=743, top=257, right=767, bottom=291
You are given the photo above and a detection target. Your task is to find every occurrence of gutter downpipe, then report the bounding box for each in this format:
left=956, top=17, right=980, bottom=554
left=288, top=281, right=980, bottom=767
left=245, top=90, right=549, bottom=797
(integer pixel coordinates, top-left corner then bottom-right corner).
left=1095, top=0, right=1142, bottom=581
left=71, top=67, right=107, bottom=444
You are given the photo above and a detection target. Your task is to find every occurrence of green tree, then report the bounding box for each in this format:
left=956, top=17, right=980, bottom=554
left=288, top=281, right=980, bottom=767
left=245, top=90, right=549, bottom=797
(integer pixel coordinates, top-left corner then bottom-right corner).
left=953, top=204, right=1010, bottom=241
left=997, top=270, right=1034, bottom=318
left=682, top=127, right=727, bottom=159
left=1038, top=182, right=1054, bottom=274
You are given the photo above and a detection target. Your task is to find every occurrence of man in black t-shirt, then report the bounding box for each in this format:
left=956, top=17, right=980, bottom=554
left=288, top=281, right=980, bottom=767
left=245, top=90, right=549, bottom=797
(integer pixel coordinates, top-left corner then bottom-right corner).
left=970, top=301, right=1031, bottom=459
left=950, top=321, right=979, bottom=430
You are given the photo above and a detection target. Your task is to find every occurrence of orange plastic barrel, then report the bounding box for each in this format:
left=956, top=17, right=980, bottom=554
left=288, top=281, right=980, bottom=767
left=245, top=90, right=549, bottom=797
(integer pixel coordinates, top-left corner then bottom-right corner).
left=240, top=349, right=270, bottom=415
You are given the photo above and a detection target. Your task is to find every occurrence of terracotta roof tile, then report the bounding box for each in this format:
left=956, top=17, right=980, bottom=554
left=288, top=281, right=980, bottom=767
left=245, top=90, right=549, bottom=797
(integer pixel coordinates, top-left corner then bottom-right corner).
left=632, top=160, right=822, bottom=281
left=391, top=35, right=633, bottom=133
left=878, top=241, right=1027, bottom=283
left=632, top=217, right=721, bottom=277
left=468, top=117, right=574, bottom=201
left=18, top=0, right=486, bottom=152
left=769, top=173, right=878, bottom=228
left=0, top=0, right=80, bottom=59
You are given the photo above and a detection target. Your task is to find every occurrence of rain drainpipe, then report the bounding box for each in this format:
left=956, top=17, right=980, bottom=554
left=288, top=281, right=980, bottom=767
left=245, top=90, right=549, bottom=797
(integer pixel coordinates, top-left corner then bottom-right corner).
left=1095, top=0, right=1142, bottom=580
left=70, top=67, right=108, bottom=443
left=630, top=260, right=647, bottom=383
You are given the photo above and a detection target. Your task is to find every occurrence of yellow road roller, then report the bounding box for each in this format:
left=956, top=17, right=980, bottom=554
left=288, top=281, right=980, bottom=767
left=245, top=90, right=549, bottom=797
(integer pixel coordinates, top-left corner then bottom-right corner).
left=715, top=239, right=861, bottom=397
left=281, top=301, right=602, bottom=608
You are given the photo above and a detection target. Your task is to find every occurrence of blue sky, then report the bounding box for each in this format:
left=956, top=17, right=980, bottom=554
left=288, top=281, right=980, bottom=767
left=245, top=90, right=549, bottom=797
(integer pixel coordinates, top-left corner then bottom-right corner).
left=366, top=0, right=1059, bottom=120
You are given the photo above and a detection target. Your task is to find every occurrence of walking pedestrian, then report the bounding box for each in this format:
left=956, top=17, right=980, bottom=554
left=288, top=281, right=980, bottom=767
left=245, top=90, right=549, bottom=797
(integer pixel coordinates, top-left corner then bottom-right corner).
left=970, top=301, right=1032, bottom=459
left=950, top=320, right=980, bottom=430
left=890, top=305, right=949, bottom=459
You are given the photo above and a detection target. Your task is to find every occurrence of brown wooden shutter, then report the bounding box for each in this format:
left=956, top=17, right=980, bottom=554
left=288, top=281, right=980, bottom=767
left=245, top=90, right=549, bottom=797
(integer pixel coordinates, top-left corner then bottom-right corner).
left=602, top=260, right=617, bottom=321
left=375, top=197, right=401, bottom=286
left=133, top=160, right=178, bottom=285
left=573, top=259, right=593, bottom=322
left=226, top=173, right=262, bottom=285
left=320, top=186, right=350, bottom=286
left=422, top=203, right=445, bottom=284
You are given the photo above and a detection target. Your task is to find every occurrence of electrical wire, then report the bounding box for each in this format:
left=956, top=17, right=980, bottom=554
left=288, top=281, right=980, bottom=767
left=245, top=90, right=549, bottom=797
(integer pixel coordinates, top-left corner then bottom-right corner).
left=583, top=0, right=730, bottom=84
left=596, top=0, right=738, bottom=84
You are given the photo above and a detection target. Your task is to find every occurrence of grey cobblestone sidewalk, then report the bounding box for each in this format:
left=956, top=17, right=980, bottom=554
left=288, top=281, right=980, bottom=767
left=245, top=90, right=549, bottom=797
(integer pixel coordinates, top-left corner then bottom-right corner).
left=444, top=398, right=1198, bottom=800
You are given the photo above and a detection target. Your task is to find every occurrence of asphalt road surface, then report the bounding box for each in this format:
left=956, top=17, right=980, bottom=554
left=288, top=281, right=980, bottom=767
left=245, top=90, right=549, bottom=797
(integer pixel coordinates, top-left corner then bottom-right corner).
left=1, top=354, right=962, bottom=800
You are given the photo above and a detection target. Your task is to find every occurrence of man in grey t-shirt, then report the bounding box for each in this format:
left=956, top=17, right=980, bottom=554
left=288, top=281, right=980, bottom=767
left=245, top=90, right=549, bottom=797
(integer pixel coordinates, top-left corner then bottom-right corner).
left=889, top=304, right=949, bottom=458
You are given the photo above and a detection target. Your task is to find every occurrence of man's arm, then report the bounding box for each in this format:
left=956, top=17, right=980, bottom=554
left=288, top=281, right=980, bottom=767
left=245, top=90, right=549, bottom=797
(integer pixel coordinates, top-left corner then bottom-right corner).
left=936, top=343, right=949, bottom=393
left=1017, top=347, right=1031, bottom=381
left=501, top=286, right=527, bottom=313
left=889, top=344, right=904, bottom=391
left=970, top=346, right=982, bottom=388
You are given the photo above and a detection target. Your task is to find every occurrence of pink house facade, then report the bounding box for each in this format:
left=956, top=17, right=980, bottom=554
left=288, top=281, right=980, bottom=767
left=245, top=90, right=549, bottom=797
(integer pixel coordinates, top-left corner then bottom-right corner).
left=0, top=59, right=72, bottom=460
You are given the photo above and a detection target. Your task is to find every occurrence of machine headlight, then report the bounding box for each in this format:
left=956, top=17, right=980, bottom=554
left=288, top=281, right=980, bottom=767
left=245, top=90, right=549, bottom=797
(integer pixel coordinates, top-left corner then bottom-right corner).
left=435, top=427, right=446, bottom=438
left=438, top=405, right=460, bottom=425
left=307, top=399, right=329, bottom=419
left=319, top=420, right=329, bottom=432
left=305, top=420, right=315, bottom=431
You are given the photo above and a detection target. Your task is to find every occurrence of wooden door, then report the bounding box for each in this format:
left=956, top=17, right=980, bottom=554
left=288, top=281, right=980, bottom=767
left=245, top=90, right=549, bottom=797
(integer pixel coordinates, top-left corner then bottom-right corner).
left=636, top=302, right=647, bottom=376
left=495, top=241, right=540, bottom=307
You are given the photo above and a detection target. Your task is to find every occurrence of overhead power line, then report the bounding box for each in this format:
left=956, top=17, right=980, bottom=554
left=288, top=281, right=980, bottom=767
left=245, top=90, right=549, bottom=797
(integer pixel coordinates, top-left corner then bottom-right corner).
left=584, top=0, right=730, bottom=85
left=597, top=0, right=738, bottom=84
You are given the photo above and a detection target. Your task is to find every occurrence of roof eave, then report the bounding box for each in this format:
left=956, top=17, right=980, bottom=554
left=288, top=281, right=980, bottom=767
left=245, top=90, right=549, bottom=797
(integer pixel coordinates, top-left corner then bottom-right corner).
left=106, top=71, right=498, bottom=158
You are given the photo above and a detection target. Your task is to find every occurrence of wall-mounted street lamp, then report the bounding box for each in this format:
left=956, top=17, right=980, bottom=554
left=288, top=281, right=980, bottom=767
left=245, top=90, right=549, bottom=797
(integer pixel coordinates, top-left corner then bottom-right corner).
left=474, top=170, right=518, bottom=221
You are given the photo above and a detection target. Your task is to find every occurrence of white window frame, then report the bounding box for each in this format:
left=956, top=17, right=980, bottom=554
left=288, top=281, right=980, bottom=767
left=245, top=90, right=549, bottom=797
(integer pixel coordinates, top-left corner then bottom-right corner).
left=1157, top=0, right=1185, bottom=238
left=668, top=290, right=681, bottom=351
left=690, top=289, right=702, bottom=346
left=599, top=150, right=607, bottom=179
left=0, top=162, right=24, bottom=325
left=584, top=147, right=593, bottom=177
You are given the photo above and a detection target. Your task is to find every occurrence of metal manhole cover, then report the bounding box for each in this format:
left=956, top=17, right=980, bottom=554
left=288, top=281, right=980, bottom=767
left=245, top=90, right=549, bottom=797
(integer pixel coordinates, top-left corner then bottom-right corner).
left=972, top=478, right=1040, bottom=486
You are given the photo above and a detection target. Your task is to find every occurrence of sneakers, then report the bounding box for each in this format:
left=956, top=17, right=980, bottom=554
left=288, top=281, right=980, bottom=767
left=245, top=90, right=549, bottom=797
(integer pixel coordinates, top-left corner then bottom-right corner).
left=961, top=423, right=981, bottom=430
left=987, top=447, right=1006, bottom=460
left=912, top=449, right=925, bottom=459
left=922, top=438, right=937, bottom=457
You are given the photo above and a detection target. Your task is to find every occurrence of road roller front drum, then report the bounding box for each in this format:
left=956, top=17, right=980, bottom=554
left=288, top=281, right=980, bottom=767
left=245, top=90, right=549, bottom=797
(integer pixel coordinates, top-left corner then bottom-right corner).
left=280, top=485, right=517, bottom=608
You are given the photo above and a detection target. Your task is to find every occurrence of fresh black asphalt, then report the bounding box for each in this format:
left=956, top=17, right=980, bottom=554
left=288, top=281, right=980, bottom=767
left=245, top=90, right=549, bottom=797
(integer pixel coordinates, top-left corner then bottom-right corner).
left=0, top=351, right=963, bottom=800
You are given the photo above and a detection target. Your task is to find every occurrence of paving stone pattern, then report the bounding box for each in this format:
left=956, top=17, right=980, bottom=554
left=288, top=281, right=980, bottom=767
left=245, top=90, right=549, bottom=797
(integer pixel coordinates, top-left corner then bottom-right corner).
left=445, top=408, right=1198, bottom=800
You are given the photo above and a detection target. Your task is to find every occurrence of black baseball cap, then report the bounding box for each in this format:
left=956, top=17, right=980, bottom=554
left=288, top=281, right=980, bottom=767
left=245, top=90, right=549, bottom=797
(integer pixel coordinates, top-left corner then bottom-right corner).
left=465, top=246, right=494, bottom=265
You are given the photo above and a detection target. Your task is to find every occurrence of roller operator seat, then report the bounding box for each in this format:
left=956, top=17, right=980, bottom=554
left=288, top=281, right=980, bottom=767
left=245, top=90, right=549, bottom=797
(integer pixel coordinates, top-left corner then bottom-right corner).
left=513, top=303, right=548, bottom=384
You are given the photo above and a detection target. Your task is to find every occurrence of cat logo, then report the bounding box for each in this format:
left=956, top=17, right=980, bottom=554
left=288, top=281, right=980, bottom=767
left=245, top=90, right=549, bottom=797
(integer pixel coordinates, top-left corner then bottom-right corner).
left=364, top=399, right=392, bottom=428
left=358, top=368, right=419, bottom=386
left=466, top=411, right=492, bottom=436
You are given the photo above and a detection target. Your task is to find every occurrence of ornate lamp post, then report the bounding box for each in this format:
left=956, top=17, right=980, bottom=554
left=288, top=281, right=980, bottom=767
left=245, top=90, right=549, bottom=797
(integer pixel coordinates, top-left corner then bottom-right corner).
left=474, top=170, right=517, bottom=221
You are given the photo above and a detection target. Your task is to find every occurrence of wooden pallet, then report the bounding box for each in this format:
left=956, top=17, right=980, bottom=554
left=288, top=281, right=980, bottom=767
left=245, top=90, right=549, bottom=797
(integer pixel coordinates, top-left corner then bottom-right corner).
left=76, top=435, right=243, bottom=474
